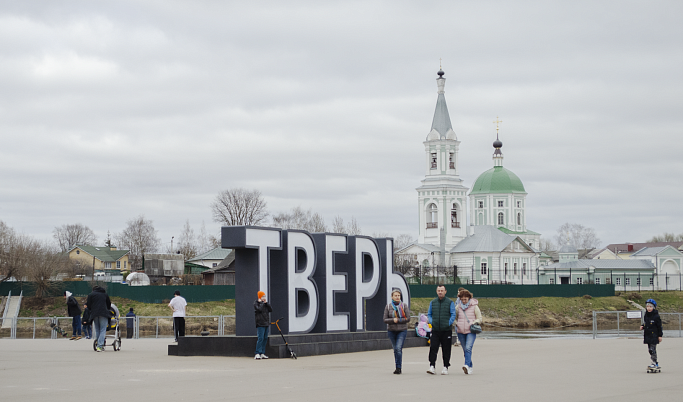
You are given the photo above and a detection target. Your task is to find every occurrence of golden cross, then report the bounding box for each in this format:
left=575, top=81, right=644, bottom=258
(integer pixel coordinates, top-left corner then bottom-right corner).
left=493, top=116, right=502, bottom=134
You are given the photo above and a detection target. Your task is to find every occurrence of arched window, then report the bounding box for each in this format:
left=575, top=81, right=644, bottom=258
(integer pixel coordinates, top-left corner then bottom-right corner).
left=451, top=204, right=460, bottom=228
left=517, top=213, right=521, bottom=225
left=426, top=203, right=438, bottom=228
left=498, top=212, right=504, bottom=225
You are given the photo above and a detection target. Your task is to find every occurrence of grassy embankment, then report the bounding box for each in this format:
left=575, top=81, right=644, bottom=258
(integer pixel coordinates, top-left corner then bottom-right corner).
left=18, top=291, right=683, bottom=329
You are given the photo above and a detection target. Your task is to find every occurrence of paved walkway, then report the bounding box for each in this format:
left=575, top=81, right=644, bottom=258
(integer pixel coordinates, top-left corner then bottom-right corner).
left=0, top=337, right=681, bottom=401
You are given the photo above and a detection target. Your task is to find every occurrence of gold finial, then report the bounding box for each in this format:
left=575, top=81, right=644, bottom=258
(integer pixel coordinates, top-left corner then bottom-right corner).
left=439, top=58, right=442, bottom=70
left=493, top=116, right=503, bottom=134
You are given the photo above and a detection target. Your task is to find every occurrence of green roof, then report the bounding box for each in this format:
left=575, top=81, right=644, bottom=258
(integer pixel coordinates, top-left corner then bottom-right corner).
left=70, top=245, right=129, bottom=262
left=497, top=227, right=540, bottom=236
left=470, top=166, right=526, bottom=195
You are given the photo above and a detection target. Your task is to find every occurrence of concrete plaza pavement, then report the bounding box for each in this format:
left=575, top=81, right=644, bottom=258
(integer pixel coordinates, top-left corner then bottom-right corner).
left=0, top=337, right=681, bottom=402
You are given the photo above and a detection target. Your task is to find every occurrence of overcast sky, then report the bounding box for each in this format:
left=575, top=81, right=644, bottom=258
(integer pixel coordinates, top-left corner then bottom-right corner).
left=1, top=1, right=682, bottom=250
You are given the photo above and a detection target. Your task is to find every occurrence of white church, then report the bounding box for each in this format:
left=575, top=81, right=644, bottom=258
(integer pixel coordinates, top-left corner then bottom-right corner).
left=396, top=69, right=542, bottom=284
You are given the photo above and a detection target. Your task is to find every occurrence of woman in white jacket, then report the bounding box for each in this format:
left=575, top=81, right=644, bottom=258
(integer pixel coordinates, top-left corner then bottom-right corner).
left=454, top=289, right=482, bottom=374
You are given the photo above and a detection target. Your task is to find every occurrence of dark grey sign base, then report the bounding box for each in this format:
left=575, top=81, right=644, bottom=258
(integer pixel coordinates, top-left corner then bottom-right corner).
left=168, top=331, right=429, bottom=358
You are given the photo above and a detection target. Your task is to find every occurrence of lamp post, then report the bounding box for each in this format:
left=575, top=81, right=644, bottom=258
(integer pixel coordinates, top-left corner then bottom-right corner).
left=171, top=236, right=174, bottom=253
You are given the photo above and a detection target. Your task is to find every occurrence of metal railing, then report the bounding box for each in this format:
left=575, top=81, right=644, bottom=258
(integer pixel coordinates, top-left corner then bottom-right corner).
left=592, top=311, right=682, bottom=339
left=0, top=315, right=237, bottom=339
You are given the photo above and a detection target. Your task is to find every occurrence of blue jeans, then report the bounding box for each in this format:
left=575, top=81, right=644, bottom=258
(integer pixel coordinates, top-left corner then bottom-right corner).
left=94, top=316, right=109, bottom=348
left=387, top=330, right=407, bottom=368
left=72, top=316, right=82, bottom=336
left=83, top=324, right=92, bottom=338
left=457, top=332, right=477, bottom=368
left=255, top=326, right=269, bottom=355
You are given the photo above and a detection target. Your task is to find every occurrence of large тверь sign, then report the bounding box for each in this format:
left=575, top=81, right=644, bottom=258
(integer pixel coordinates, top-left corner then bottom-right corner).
left=222, top=226, right=410, bottom=336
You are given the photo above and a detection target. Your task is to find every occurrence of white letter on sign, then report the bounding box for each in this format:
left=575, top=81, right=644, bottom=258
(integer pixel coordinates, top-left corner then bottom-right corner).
left=245, top=228, right=281, bottom=297
left=355, top=237, right=380, bottom=331
left=326, top=234, right=348, bottom=331
left=287, top=232, right=318, bottom=333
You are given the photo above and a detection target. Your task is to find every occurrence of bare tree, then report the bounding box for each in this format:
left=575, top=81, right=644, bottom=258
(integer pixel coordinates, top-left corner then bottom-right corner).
left=539, top=238, right=556, bottom=252
left=26, top=243, right=69, bottom=298
left=346, top=217, right=362, bottom=236
left=271, top=206, right=328, bottom=232
left=392, top=234, right=416, bottom=276
left=646, top=232, right=683, bottom=242
left=555, top=223, right=601, bottom=250
left=115, top=215, right=161, bottom=270
left=197, top=221, right=211, bottom=253
left=332, top=216, right=346, bottom=234
left=176, top=219, right=199, bottom=260
left=0, top=222, right=35, bottom=283
left=211, top=188, right=268, bottom=226
left=53, top=223, right=98, bottom=252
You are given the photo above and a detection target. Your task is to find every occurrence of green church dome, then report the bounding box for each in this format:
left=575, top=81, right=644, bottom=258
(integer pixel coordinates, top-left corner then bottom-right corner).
left=470, top=166, right=526, bottom=195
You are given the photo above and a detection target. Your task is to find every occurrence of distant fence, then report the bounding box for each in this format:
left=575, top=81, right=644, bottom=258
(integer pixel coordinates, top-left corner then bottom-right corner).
left=592, top=311, right=683, bottom=339
left=3, top=282, right=615, bottom=302
left=0, top=282, right=234, bottom=303
left=408, top=284, right=615, bottom=298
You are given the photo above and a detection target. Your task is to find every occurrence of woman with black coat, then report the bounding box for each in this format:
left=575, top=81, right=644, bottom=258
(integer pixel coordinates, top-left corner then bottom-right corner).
left=640, top=298, right=663, bottom=369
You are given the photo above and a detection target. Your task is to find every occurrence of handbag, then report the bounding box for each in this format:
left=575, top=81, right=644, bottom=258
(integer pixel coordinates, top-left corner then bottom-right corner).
left=461, top=304, right=483, bottom=334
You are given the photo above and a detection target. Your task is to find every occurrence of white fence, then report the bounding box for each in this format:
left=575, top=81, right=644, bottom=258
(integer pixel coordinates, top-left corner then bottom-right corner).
left=592, top=311, right=683, bottom=339
left=0, top=315, right=237, bottom=339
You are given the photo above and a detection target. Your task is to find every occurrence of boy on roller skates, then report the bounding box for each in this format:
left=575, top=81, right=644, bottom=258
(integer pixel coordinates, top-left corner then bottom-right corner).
left=640, top=298, right=663, bottom=371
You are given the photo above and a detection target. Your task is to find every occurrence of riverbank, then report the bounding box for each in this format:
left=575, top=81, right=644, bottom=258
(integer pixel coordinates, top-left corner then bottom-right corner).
left=16, top=291, right=683, bottom=329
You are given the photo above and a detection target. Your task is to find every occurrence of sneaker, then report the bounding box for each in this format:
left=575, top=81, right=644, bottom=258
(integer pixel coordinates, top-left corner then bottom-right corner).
left=76, top=336, right=82, bottom=340
left=441, top=367, right=449, bottom=375
left=260, top=354, right=269, bottom=359
left=70, top=336, right=77, bottom=340
left=462, top=365, right=468, bottom=374
left=393, top=368, right=401, bottom=375
left=96, top=347, right=104, bottom=352
left=254, top=354, right=261, bottom=360
left=466, top=366, right=472, bottom=375
left=648, top=363, right=657, bottom=369
left=426, top=366, right=435, bottom=375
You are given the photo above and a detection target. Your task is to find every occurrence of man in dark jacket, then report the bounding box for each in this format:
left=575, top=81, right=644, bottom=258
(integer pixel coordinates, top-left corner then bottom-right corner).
left=64, top=291, right=82, bottom=340
left=85, top=286, right=112, bottom=352
left=254, top=291, right=272, bottom=360
left=426, top=285, right=456, bottom=375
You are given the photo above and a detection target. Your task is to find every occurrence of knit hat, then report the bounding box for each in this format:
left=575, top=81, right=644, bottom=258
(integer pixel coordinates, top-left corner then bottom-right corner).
left=257, top=291, right=266, bottom=299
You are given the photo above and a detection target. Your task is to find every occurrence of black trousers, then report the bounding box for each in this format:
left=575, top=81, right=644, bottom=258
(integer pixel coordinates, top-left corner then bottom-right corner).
left=428, top=330, right=453, bottom=368
left=173, top=317, right=185, bottom=340
left=127, top=326, right=134, bottom=339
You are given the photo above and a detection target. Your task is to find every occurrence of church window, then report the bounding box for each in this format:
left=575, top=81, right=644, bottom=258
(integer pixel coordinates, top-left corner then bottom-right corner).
left=522, top=263, right=527, bottom=276
left=517, top=201, right=521, bottom=208
left=625, top=278, right=630, bottom=286
left=478, top=201, right=483, bottom=208
left=595, top=278, right=600, bottom=285
left=517, top=213, right=521, bottom=225
left=513, top=263, right=518, bottom=275
left=577, top=277, right=583, bottom=285
left=449, top=152, right=455, bottom=169
left=451, top=208, right=459, bottom=228
left=636, top=277, right=641, bottom=286
left=426, top=203, right=438, bottom=228
left=649, top=277, right=654, bottom=285
left=76, top=250, right=80, bottom=254
left=549, top=278, right=555, bottom=284
left=497, top=200, right=504, bottom=207
left=497, top=212, right=504, bottom=225
left=431, top=153, right=437, bottom=169
left=480, top=262, right=487, bottom=275
left=504, top=263, right=508, bottom=276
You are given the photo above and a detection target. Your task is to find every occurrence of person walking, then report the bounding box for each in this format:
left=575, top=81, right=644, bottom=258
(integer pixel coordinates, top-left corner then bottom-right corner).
left=640, top=298, right=663, bottom=370
left=64, top=291, right=82, bottom=340
left=85, top=285, right=111, bottom=352
left=81, top=302, right=92, bottom=339
left=426, top=285, right=455, bottom=375
left=126, top=308, right=136, bottom=339
left=383, top=289, right=411, bottom=374
left=455, top=289, right=482, bottom=375
left=254, top=291, right=272, bottom=360
left=168, top=291, right=187, bottom=342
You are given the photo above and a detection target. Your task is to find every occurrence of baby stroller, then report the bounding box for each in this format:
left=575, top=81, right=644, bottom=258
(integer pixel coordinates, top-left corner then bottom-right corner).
left=93, top=304, right=121, bottom=351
